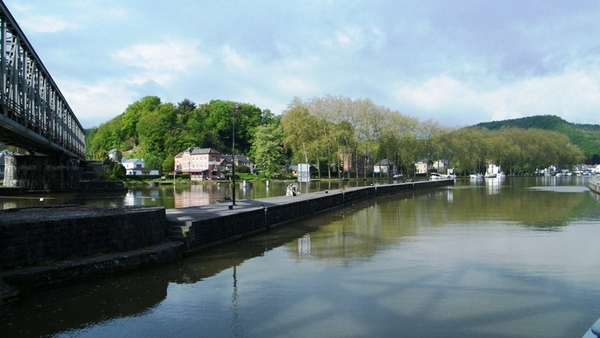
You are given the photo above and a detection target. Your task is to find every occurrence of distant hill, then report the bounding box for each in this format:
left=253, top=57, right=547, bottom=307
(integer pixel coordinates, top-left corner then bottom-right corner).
left=474, top=115, right=600, bottom=162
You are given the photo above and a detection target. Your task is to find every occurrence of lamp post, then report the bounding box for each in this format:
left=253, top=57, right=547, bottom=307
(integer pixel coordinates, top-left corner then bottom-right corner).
left=230, top=105, right=241, bottom=209
left=397, top=147, right=402, bottom=177
left=341, top=136, right=348, bottom=190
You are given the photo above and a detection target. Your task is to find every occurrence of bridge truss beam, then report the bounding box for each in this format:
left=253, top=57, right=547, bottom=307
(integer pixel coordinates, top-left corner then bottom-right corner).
left=0, top=2, right=85, bottom=160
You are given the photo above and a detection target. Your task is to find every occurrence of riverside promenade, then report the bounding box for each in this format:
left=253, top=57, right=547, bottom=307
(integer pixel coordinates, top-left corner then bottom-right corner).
left=1, top=179, right=453, bottom=301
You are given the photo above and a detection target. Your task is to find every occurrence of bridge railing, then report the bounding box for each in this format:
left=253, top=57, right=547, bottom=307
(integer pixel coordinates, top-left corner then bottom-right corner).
left=0, top=2, right=85, bottom=160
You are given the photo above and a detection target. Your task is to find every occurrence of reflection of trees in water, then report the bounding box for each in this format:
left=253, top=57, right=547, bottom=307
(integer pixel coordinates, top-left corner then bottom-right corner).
left=284, top=181, right=599, bottom=264
left=446, top=185, right=590, bottom=228
left=285, top=192, right=423, bottom=263
left=3, top=178, right=597, bottom=338
left=0, top=270, right=168, bottom=338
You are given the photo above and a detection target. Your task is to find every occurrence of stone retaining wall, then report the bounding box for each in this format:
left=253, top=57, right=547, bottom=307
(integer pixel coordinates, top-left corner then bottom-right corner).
left=0, top=206, right=167, bottom=270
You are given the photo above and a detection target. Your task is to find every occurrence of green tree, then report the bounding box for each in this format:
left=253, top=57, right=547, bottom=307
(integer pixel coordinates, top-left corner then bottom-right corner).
left=249, top=123, right=285, bottom=177
left=280, top=101, right=320, bottom=164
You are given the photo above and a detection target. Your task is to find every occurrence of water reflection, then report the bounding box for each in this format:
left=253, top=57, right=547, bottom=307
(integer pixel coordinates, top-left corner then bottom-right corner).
left=1, top=179, right=384, bottom=210
left=1, top=177, right=600, bottom=338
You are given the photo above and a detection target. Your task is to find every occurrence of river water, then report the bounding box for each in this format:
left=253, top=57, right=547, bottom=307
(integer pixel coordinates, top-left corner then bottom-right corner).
left=2, top=176, right=600, bottom=337
left=0, top=179, right=372, bottom=210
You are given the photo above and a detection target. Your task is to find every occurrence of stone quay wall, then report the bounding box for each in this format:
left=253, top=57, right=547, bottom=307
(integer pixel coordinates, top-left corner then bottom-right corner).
left=180, top=180, right=451, bottom=251
left=3, top=154, right=80, bottom=191
left=0, top=206, right=168, bottom=270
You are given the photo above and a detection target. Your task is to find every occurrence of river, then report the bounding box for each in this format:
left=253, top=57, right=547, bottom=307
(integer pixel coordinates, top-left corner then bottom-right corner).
left=1, top=176, right=600, bottom=337
left=0, top=179, right=375, bottom=210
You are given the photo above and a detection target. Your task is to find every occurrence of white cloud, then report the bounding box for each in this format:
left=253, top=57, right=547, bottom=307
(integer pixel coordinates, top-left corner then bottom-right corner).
left=393, top=67, right=600, bottom=126
left=222, top=45, right=250, bottom=71
left=8, top=3, right=77, bottom=34
left=60, top=79, right=136, bottom=128
left=239, top=88, right=286, bottom=116
left=4, top=0, right=600, bottom=127
left=492, top=69, right=600, bottom=123
left=22, top=16, right=76, bottom=33
left=274, top=76, right=317, bottom=96
left=394, top=75, right=476, bottom=111
left=113, top=40, right=211, bottom=75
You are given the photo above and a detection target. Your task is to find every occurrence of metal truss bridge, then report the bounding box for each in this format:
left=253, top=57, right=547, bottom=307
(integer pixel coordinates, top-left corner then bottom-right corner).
left=0, top=2, right=85, bottom=160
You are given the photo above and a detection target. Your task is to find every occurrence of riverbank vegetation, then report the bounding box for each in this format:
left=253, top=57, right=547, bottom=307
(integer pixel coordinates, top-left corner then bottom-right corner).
left=85, top=95, right=596, bottom=179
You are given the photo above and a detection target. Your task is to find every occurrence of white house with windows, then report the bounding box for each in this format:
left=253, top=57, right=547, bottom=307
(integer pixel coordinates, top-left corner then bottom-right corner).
left=121, top=158, right=159, bottom=176
left=373, top=159, right=396, bottom=175
left=432, top=159, right=449, bottom=173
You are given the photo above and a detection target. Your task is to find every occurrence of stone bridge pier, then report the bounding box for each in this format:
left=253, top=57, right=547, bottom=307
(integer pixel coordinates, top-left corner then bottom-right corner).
left=3, top=154, right=81, bottom=191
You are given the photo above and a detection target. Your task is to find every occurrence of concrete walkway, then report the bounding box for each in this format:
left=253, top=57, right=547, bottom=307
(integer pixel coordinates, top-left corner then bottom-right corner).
left=165, top=186, right=354, bottom=224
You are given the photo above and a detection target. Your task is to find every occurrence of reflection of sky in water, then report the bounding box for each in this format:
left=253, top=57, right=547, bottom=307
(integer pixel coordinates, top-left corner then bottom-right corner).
left=3, top=177, right=600, bottom=338
left=113, top=219, right=600, bottom=338
left=528, top=186, right=591, bottom=193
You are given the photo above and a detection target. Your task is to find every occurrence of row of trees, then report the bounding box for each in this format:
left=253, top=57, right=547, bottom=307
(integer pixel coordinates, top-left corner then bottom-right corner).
left=280, top=95, right=585, bottom=177
left=85, top=95, right=586, bottom=178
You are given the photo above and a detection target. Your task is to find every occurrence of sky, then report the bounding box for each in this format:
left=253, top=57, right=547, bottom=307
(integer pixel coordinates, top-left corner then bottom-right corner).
left=4, top=0, right=600, bottom=129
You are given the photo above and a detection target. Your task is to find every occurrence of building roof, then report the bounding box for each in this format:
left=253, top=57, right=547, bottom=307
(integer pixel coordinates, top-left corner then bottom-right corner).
left=186, top=147, right=221, bottom=155
left=221, top=154, right=253, bottom=164
left=122, top=158, right=144, bottom=164
left=235, top=154, right=252, bottom=163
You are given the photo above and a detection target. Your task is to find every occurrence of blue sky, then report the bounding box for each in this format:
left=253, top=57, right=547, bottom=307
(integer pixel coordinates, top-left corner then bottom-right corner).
left=5, top=0, right=600, bottom=129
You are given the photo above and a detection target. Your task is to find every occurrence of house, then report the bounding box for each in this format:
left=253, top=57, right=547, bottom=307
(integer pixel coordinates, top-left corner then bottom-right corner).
left=338, top=150, right=370, bottom=176
left=221, top=154, right=255, bottom=174
left=414, top=160, right=429, bottom=175
left=121, top=158, right=160, bottom=176
left=235, top=154, right=254, bottom=173
left=373, top=159, right=396, bottom=176
left=432, top=159, right=449, bottom=173
left=174, top=147, right=223, bottom=180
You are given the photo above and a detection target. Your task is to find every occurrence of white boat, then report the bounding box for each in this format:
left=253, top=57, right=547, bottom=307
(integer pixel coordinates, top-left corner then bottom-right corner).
left=429, top=173, right=445, bottom=180
left=430, top=173, right=456, bottom=181
left=589, top=175, right=600, bottom=194
left=469, top=173, right=483, bottom=179
left=484, top=173, right=497, bottom=178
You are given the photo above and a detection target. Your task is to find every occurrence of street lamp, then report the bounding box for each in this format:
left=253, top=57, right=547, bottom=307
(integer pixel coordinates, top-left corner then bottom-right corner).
left=341, top=136, right=348, bottom=190
left=230, top=105, right=241, bottom=209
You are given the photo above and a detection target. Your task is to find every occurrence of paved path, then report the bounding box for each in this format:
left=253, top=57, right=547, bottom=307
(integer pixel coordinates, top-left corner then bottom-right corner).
left=165, top=186, right=354, bottom=224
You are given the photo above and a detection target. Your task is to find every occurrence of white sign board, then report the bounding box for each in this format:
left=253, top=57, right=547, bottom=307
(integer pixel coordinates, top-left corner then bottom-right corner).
left=298, top=163, right=310, bottom=183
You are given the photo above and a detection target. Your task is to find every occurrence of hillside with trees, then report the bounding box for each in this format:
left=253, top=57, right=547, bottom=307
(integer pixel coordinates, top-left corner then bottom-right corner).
left=84, top=95, right=594, bottom=178
left=85, top=96, right=277, bottom=173
left=475, top=115, right=600, bottom=163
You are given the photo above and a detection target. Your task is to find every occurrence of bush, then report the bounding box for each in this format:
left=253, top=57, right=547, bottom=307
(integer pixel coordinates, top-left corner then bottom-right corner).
left=236, top=165, right=251, bottom=174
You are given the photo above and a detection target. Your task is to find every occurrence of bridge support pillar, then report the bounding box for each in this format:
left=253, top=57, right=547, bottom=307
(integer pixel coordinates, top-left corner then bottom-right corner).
left=3, top=154, right=81, bottom=191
